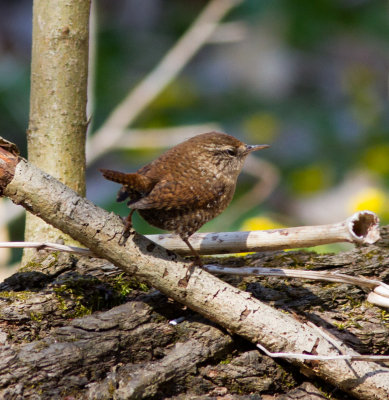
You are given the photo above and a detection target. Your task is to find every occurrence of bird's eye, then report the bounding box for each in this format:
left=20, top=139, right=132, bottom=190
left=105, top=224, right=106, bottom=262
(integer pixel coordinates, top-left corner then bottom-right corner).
left=226, top=149, right=237, bottom=156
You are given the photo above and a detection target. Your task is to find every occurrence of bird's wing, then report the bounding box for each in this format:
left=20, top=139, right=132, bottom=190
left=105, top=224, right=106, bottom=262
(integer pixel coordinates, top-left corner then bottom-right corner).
left=130, top=178, right=227, bottom=210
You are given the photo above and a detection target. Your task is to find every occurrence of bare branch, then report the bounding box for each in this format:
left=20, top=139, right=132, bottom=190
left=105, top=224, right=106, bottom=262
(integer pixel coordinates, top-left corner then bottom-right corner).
left=147, top=210, right=381, bottom=255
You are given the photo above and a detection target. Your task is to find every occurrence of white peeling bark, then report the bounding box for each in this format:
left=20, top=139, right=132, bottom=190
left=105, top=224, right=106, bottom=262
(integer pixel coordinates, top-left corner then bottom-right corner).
left=147, top=211, right=380, bottom=255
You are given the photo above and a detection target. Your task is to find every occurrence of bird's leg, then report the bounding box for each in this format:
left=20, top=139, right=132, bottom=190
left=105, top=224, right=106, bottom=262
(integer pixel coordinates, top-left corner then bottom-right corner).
left=182, top=236, right=202, bottom=267
left=119, top=209, right=136, bottom=246
left=179, top=236, right=202, bottom=283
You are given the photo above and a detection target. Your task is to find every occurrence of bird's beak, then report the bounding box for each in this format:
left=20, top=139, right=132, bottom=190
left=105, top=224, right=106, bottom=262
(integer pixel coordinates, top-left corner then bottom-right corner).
left=244, top=144, right=270, bottom=155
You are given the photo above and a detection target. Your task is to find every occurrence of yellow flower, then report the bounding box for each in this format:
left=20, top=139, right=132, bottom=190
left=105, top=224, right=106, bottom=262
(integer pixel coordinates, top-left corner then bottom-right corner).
left=348, top=187, right=387, bottom=214
left=240, top=215, right=283, bottom=231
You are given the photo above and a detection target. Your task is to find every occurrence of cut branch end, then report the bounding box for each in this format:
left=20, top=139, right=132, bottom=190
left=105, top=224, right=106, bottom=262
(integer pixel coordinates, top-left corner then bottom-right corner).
left=347, top=210, right=381, bottom=244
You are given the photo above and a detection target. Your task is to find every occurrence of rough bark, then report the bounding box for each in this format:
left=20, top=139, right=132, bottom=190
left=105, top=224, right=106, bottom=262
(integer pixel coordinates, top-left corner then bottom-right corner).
left=0, top=242, right=387, bottom=399
left=25, top=0, right=90, bottom=261
left=0, top=145, right=388, bottom=399
left=0, top=254, right=293, bottom=399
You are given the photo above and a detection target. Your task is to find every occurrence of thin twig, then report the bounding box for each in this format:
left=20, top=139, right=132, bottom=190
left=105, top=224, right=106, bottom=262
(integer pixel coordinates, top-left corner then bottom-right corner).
left=203, top=264, right=389, bottom=308
left=0, top=241, right=94, bottom=257
left=256, top=343, right=389, bottom=362
left=202, top=264, right=387, bottom=290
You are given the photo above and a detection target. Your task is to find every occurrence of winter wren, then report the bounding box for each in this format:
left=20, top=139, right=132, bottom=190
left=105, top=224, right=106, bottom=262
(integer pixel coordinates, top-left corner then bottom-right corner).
left=100, top=132, right=269, bottom=265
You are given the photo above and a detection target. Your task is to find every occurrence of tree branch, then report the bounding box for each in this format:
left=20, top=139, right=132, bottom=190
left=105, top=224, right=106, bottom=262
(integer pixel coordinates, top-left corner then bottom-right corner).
left=147, top=210, right=380, bottom=254
left=1, top=142, right=389, bottom=400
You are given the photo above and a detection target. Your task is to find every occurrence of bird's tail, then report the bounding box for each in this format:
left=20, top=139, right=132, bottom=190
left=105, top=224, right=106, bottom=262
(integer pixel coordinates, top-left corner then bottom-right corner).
left=100, top=169, right=155, bottom=194
left=100, top=169, right=132, bottom=185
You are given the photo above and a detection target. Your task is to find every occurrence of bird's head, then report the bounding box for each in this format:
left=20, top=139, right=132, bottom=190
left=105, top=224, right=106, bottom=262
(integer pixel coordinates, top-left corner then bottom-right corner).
left=187, top=132, right=269, bottom=178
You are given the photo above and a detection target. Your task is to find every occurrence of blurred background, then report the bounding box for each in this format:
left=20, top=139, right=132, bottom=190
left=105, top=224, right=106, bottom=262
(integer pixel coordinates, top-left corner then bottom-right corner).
left=1, top=0, right=388, bottom=271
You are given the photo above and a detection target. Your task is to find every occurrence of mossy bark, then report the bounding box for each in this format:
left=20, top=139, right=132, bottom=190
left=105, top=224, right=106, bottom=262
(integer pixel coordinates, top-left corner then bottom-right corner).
left=24, top=0, right=91, bottom=262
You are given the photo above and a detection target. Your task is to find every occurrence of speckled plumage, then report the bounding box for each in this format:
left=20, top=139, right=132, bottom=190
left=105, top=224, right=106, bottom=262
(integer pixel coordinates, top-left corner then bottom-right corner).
left=100, top=132, right=268, bottom=263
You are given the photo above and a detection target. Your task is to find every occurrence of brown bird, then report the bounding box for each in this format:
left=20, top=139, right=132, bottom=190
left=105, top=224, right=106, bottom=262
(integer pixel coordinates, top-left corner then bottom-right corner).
left=100, top=132, right=269, bottom=265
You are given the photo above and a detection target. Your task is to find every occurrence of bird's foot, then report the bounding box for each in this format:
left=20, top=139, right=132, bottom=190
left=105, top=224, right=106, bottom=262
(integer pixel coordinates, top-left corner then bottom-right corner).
left=118, top=212, right=135, bottom=246
left=178, top=258, right=202, bottom=288
left=118, top=230, right=134, bottom=246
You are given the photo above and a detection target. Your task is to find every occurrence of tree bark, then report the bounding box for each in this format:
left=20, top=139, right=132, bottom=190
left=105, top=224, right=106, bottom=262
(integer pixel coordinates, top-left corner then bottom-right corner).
left=25, top=0, right=90, bottom=262
left=0, top=248, right=387, bottom=399
left=0, top=143, right=389, bottom=399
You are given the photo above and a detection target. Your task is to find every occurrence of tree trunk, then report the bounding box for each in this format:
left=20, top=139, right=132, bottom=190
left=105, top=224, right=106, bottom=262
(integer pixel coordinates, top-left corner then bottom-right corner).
left=24, top=0, right=90, bottom=262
